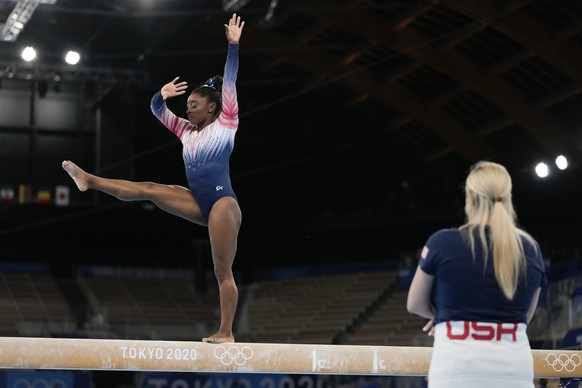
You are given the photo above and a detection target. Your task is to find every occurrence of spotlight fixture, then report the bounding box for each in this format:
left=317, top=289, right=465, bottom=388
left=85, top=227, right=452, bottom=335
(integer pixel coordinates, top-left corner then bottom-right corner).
left=21, top=46, right=36, bottom=61
left=52, top=73, right=62, bottom=93
left=555, top=155, right=568, bottom=170
left=65, top=50, right=80, bottom=65
left=534, top=162, right=549, bottom=178
left=51, top=73, right=62, bottom=93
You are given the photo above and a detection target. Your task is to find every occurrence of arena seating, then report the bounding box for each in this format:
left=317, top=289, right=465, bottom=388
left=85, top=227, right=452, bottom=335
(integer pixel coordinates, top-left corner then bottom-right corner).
left=0, top=261, right=576, bottom=352
left=79, top=273, right=218, bottom=340
left=236, top=270, right=402, bottom=344
left=0, top=270, right=76, bottom=337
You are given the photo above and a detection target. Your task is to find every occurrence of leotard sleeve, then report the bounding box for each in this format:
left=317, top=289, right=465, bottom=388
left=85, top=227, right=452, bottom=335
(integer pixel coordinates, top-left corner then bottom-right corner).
left=150, top=91, right=192, bottom=140
left=217, top=44, right=239, bottom=130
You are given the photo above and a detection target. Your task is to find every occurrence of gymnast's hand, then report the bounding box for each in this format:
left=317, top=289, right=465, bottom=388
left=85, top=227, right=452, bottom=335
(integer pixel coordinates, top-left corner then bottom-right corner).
left=160, top=77, right=188, bottom=100
left=225, top=13, right=245, bottom=44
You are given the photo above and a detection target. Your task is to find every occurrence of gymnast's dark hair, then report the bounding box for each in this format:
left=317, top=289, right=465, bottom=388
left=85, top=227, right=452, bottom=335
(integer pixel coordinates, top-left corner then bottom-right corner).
left=193, top=75, right=223, bottom=118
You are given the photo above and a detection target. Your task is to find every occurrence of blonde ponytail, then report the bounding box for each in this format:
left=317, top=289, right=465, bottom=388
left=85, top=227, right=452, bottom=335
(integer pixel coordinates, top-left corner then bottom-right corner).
left=490, top=200, right=525, bottom=299
left=460, top=161, right=536, bottom=300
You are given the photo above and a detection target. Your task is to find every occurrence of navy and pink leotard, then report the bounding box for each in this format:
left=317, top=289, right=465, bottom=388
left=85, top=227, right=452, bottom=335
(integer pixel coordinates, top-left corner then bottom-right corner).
left=150, top=44, right=240, bottom=220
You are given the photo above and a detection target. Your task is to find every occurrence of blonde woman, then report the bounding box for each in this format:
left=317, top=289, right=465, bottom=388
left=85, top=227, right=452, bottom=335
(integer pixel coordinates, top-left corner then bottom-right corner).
left=407, top=161, right=546, bottom=387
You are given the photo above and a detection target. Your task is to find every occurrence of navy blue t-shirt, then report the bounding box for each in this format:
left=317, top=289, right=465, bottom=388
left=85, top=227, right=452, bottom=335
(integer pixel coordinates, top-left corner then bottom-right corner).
left=419, top=227, right=547, bottom=325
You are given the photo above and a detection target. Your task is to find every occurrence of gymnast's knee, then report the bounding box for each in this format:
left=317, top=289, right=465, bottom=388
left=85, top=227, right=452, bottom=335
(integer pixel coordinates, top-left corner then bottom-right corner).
left=213, top=266, right=235, bottom=284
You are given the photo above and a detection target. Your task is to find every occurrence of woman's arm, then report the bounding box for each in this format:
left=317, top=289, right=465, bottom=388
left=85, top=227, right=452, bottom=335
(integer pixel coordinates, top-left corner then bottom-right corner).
left=407, top=266, right=435, bottom=320
left=219, top=13, right=244, bottom=128
left=526, top=287, right=542, bottom=323
left=150, top=77, right=191, bottom=139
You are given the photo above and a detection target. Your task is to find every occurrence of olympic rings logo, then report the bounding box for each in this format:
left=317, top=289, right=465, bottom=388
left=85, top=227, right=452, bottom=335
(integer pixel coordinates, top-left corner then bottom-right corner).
left=214, top=345, right=254, bottom=366
left=12, top=378, right=68, bottom=388
left=545, top=353, right=582, bottom=372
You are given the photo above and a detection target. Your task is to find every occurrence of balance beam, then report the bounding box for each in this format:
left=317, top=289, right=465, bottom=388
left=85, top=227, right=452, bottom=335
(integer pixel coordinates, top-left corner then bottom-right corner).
left=0, top=337, right=579, bottom=377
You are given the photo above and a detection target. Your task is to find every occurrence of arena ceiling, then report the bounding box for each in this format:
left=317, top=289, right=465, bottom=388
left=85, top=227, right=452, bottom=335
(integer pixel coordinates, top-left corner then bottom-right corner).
left=0, top=0, right=581, bottom=267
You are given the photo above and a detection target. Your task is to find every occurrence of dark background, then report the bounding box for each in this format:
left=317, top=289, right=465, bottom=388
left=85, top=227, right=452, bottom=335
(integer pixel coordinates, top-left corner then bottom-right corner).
left=0, top=0, right=580, bottom=280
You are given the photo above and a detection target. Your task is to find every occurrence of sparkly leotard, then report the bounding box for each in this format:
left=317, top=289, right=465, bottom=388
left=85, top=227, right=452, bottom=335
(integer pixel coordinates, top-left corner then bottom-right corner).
left=150, top=44, right=239, bottom=220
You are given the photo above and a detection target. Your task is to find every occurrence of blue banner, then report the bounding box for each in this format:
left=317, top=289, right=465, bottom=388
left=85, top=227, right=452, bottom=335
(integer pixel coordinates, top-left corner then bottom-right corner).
left=138, top=373, right=324, bottom=388
left=0, top=370, right=91, bottom=388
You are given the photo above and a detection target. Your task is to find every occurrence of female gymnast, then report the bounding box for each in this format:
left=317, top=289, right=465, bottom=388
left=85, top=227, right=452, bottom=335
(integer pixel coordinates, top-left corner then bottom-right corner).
left=407, top=161, right=547, bottom=387
left=62, top=13, right=245, bottom=344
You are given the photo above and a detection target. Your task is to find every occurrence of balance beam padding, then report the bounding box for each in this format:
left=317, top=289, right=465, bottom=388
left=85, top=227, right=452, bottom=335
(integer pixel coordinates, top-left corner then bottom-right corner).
left=0, top=337, right=579, bottom=378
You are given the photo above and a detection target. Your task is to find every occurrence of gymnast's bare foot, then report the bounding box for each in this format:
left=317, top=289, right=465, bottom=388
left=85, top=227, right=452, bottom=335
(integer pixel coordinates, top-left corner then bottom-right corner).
left=203, top=332, right=235, bottom=344
left=62, top=160, right=89, bottom=192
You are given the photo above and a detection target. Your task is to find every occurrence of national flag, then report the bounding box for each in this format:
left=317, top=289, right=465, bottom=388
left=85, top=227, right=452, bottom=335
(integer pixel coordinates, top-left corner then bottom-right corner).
left=55, top=185, right=70, bottom=207
left=18, top=184, right=32, bottom=204
left=36, top=187, right=52, bottom=205
left=0, top=185, right=14, bottom=203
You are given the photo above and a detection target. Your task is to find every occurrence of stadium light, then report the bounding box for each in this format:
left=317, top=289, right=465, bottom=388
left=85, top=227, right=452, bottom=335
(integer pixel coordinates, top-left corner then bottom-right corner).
left=555, top=155, right=568, bottom=170
left=65, top=50, right=80, bottom=65
left=21, top=46, right=36, bottom=61
left=535, top=162, right=549, bottom=178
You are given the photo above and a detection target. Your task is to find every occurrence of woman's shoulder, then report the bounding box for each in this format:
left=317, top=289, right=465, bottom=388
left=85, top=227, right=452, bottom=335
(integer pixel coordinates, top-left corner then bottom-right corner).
left=426, top=228, right=463, bottom=246
left=430, top=227, right=461, bottom=239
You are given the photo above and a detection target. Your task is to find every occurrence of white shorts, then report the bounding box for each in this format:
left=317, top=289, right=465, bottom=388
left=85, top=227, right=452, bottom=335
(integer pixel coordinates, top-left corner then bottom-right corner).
left=428, top=321, right=534, bottom=388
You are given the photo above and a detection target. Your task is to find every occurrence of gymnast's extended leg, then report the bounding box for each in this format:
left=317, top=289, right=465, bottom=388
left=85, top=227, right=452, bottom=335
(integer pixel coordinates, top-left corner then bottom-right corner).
left=62, top=160, right=206, bottom=225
